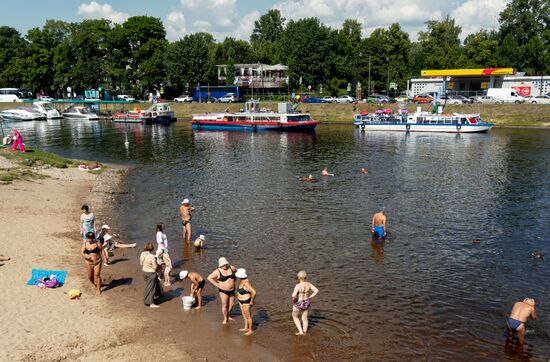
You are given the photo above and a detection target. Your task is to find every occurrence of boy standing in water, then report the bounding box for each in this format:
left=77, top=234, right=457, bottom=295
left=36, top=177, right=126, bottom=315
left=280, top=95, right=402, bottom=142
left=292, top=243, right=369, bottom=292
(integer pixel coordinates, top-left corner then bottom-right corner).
left=179, top=199, right=195, bottom=243
left=371, top=208, right=387, bottom=238
left=180, top=270, right=205, bottom=309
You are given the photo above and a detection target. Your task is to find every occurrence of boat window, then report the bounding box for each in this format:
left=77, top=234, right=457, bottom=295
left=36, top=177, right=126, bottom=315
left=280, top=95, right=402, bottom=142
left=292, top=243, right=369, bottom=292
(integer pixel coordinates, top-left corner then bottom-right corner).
left=287, top=115, right=310, bottom=122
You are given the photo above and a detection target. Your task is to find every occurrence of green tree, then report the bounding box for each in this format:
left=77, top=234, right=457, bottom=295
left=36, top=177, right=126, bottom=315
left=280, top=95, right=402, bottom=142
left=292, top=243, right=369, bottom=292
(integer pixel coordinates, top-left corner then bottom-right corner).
left=461, top=30, right=499, bottom=68
left=279, top=18, right=332, bottom=90
left=418, top=16, right=463, bottom=69
left=122, top=16, right=168, bottom=96
left=0, top=26, right=27, bottom=88
left=251, top=9, right=285, bottom=63
left=165, top=33, right=215, bottom=91
left=498, top=0, right=550, bottom=74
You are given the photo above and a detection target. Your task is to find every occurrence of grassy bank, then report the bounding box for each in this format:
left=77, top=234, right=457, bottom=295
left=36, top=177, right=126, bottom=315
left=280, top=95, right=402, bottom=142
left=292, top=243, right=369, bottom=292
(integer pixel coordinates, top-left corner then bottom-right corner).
left=1, top=101, right=549, bottom=127
left=0, top=146, right=100, bottom=184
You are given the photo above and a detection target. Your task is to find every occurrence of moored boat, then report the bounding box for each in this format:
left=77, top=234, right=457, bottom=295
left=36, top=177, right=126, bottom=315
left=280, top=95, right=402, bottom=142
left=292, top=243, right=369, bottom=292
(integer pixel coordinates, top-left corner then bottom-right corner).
left=353, top=107, right=493, bottom=133
left=62, top=105, right=99, bottom=120
left=33, top=101, right=61, bottom=119
left=192, top=100, right=319, bottom=131
left=112, top=107, right=152, bottom=123
left=0, top=107, right=46, bottom=121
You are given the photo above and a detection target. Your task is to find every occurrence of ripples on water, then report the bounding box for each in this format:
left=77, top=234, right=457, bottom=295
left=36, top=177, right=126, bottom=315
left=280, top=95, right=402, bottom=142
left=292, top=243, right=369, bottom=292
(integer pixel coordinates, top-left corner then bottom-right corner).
left=9, top=119, right=550, bottom=360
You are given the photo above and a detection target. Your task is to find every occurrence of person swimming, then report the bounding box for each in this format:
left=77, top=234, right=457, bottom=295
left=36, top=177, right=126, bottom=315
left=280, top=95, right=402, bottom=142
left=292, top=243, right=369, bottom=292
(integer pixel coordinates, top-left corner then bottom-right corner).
left=299, top=174, right=318, bottom=183
left=361, top=168, right=368, bottom=174
left=322, top=167, right=334, bottom=176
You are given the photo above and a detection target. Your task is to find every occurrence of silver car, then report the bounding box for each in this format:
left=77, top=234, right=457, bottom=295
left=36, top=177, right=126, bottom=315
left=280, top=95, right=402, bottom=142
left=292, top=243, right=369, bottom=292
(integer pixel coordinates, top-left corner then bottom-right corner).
left=335, top=95, right=355, bottom=103
left=526, top=95, right=550, bottom=104
left=474, top=95, right=501, bottom=104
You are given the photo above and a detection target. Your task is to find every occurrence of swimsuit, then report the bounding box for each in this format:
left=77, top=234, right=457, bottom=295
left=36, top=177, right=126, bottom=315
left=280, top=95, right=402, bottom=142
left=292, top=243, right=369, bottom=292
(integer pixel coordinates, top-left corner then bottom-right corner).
left=238, top=286, right=252, bottom=304
left=84, top=243, right=101, bottom=254
left=373, top=226, right=385, bottom=237
left=294, top=284, right=311, bottom=311
left=197, top=280, right=205, bottom=289
left=217, top=268, right=235, bottom=295
left=507, top=317, right=525, bottom=331
left=81, top=214, right=95, bottom=240
left=181, top=220, right=188, bottom=226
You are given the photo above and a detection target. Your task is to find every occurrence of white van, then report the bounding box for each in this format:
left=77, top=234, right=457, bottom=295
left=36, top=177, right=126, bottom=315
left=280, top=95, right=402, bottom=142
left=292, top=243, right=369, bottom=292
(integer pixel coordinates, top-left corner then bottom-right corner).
left=486, top=88, right=525, bottom=103
left=0, top=88, right=33, bottom=102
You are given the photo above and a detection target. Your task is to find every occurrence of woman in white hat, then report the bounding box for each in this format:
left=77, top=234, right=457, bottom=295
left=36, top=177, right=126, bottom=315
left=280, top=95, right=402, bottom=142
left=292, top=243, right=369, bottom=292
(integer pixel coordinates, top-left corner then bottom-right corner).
left=236, top=268, right=256, bottom=335
left=292, top=270, right=319, bottom=335
left=208, top=257, right=238, bottom=324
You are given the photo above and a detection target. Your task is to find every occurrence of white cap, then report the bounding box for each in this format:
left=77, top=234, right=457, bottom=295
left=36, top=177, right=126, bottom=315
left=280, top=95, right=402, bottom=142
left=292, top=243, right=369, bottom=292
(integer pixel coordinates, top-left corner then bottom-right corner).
left=101, top=224, right=110, bottom=229
left=179, top=270, right=189, bottom=279
left=103, top=234, right=112, bottom=241
left=181, top=198, right=190, bottom=204
left=235, top=268, right=247, bottom=279
left=198, top=234, right=205, bottom=240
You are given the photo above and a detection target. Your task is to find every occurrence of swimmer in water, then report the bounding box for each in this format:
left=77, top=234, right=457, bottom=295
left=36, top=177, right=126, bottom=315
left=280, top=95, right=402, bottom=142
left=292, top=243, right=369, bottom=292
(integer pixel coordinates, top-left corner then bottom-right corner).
left=298, top=174, right=318, bottom=183
left=506, top=298, right=537, bottom=346
left=361, top=168, right=368, bottom=174
left=371, top=207, right=387, bottom=238
left=322, top=167, right=334, bottom=176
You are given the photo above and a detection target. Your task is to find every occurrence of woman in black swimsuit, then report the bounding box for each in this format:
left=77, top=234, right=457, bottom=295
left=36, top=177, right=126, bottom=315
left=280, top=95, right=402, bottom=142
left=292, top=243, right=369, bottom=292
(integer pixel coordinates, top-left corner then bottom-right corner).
left=208, top=257, right=238, bottom=324
left=236, top=268, right=256, bottom=335
left=79, top=232, right=104, bottom=294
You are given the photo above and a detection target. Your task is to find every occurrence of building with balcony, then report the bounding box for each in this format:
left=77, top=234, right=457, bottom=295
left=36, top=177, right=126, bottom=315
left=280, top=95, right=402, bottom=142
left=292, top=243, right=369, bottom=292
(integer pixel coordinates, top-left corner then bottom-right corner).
left=217, top=63, right=288, bottom=94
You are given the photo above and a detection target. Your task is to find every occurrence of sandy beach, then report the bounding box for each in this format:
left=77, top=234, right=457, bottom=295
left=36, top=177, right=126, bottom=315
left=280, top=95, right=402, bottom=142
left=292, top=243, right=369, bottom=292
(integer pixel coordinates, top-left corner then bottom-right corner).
left=0, top=155, right=279, bottom=361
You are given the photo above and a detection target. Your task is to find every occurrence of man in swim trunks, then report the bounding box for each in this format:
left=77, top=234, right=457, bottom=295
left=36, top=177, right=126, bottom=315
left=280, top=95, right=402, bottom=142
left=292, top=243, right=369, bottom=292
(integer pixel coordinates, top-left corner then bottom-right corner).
left=371, top=208, right=387, bottom=238
left=179, top=198, right=195, bottom=243
left=506, top=298, right=537, bottom=346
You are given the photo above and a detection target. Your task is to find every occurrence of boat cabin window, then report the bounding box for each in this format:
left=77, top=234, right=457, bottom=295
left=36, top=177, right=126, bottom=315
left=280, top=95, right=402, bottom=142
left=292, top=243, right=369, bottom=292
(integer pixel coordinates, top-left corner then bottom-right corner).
left=287, top=115, right=311, bottom=122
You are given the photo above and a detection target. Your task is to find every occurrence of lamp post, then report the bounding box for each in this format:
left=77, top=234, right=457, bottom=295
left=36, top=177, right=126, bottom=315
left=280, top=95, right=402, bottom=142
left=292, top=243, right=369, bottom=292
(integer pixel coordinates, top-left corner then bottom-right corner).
left=386, top=57, right=390, bottom=96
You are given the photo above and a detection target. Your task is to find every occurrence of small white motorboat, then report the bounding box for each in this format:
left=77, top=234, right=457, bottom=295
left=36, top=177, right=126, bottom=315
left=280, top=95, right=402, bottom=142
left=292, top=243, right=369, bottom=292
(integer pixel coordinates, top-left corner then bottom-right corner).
left=62, top=105, right=99, bottom=120
left=0, top=107, right=46, bottom=121
left=33, top=101, right=61, bottom=119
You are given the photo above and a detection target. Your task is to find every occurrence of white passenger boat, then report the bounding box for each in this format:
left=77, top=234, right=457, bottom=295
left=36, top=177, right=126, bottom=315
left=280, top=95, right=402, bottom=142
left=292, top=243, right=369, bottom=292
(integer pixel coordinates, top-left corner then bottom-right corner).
left=353, top=107, right=493, bottom=133
left=62, top=105, right=99, bottom=120
left=0, top=107, right=46, bottom=121
left=33, top=101, right=61, bottom=119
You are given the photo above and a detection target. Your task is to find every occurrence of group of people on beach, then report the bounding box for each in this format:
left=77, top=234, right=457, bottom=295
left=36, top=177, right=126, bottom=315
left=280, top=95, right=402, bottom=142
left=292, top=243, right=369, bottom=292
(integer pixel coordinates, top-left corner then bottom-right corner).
left=133, top=197, right=320, bottom=336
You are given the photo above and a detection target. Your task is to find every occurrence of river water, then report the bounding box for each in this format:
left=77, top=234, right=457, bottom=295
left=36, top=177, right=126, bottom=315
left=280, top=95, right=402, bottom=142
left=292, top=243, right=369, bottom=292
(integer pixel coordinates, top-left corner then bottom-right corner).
left=6, top=119, right=550, bottom=360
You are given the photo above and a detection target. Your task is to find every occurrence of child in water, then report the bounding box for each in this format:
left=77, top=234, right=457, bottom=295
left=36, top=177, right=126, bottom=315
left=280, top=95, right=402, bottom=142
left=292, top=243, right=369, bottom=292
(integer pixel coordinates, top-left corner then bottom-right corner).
left=194, top=234, right=205, bottom=251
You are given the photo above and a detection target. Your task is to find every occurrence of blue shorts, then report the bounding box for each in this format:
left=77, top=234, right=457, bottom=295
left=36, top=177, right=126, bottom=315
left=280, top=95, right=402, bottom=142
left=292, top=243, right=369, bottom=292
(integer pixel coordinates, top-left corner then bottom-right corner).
left=507, top=317, right=524, bottom=331
left=373, top=226, right=385, bottom=237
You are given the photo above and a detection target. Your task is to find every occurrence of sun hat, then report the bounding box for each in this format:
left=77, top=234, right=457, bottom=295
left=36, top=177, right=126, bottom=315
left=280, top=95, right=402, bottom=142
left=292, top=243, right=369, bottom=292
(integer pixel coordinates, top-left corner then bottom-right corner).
left=181, top=198, right=190, bottom=204
left=218, top=257, right=229, bottom=267
left=179, top=270, right=189, bottom=279
left=101, top=224, right=110, bottom=229
left=198, top=234, right=205, bottom=240
left=235, top=268, right=247, bottom=279
left=103, top=234, right=112, bottom=241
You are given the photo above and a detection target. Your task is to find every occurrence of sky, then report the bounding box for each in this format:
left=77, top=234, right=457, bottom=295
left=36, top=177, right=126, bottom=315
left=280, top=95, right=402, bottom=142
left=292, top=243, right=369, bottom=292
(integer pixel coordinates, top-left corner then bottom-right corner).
left=0, top=0, right=510, bottom=41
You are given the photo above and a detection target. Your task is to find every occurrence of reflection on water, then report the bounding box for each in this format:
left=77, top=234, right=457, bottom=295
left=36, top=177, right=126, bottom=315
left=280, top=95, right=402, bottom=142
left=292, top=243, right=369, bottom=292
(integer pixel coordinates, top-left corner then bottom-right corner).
left=6, top=119, right=550, bottom=360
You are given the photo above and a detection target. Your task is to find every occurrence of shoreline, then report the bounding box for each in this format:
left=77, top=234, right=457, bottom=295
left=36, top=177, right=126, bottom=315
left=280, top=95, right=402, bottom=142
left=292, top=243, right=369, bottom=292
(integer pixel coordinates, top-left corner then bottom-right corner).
left=0, top=152, right=279, bottom=361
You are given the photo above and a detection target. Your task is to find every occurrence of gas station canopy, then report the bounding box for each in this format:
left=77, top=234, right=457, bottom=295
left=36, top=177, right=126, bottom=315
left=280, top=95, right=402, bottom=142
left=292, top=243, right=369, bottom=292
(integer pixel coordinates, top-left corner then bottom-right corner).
left=420, top=68, right=515, bottom=77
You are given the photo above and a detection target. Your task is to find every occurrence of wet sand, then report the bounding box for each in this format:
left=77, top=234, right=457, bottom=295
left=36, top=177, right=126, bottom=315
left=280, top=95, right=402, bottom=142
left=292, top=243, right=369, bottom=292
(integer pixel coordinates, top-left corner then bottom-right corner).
left=0, top=157, right=278, bottom=361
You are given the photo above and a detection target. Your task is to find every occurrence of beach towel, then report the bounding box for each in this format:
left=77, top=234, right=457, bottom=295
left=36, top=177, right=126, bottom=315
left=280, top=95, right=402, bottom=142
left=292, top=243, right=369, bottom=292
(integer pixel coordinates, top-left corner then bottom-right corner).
left=26, top=269, right=67, bottom=287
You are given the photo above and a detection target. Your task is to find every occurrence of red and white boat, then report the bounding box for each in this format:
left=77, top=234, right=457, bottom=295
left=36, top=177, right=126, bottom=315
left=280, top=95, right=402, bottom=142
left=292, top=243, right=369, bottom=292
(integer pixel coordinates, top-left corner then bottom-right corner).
left=113, top=103, right=175, bottom=124
left=192, top=100, right=319, bottom=132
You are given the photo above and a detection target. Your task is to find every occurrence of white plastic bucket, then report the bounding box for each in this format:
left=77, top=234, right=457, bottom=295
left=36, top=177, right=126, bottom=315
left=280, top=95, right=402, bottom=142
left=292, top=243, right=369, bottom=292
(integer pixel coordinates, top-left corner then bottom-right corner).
left=182, top=296, right=195, bottom=310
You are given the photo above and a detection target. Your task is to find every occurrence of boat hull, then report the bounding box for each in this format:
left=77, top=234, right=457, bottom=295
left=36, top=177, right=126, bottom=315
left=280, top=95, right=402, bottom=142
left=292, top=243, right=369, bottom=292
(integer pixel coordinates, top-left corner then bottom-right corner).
left=355, top=123, right=493, bottom=133
left=191, top=120, right=319, bottom=132
left=62, top=114, right=99, bottom=120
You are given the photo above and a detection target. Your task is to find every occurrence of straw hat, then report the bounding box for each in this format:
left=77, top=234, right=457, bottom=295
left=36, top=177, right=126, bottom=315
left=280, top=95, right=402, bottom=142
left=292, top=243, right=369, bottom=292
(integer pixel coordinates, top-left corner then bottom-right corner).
left=218, top=257, right=229, bottom=267
left=198, top=234, right=205, bottom=240
left=179, top=270, right=189, bottom=279
left=235, top=268, right=247, bottom=279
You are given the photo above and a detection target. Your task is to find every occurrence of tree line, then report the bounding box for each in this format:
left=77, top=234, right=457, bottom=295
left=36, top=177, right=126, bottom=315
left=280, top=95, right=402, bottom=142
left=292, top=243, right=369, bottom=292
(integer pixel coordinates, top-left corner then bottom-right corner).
left=0, top=0, right=548, bottom=98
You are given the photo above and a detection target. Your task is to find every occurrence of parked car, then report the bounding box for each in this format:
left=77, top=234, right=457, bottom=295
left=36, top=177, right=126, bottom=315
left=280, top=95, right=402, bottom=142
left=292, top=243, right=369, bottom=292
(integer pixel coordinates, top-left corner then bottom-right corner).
left=437, top=96, right=462, bottom=105
left=451, top=95, right=473, bottom=104
left=395, top=95, right=409, bottom=103
left=525, top=95, right=550, bottom=104
left=412, top=94, right=433, bottom=103
left=474, top=95, right=501, bottom=104
left=335, top=95, right=356, bottom=103
left=217, top=93, right=237, bottom=103
left=174, top=94, right=193, bottom=103
left=199, top=96, right=217, bottom=103
left=322, top=96, right=336, bottom=103
left=367, top=95, right=394, bottom=103
left=302, top=97, right=327, bottom=103
left=117, top=94, right=135, bottom=101
left=37, top=95, right=54, bottom=101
